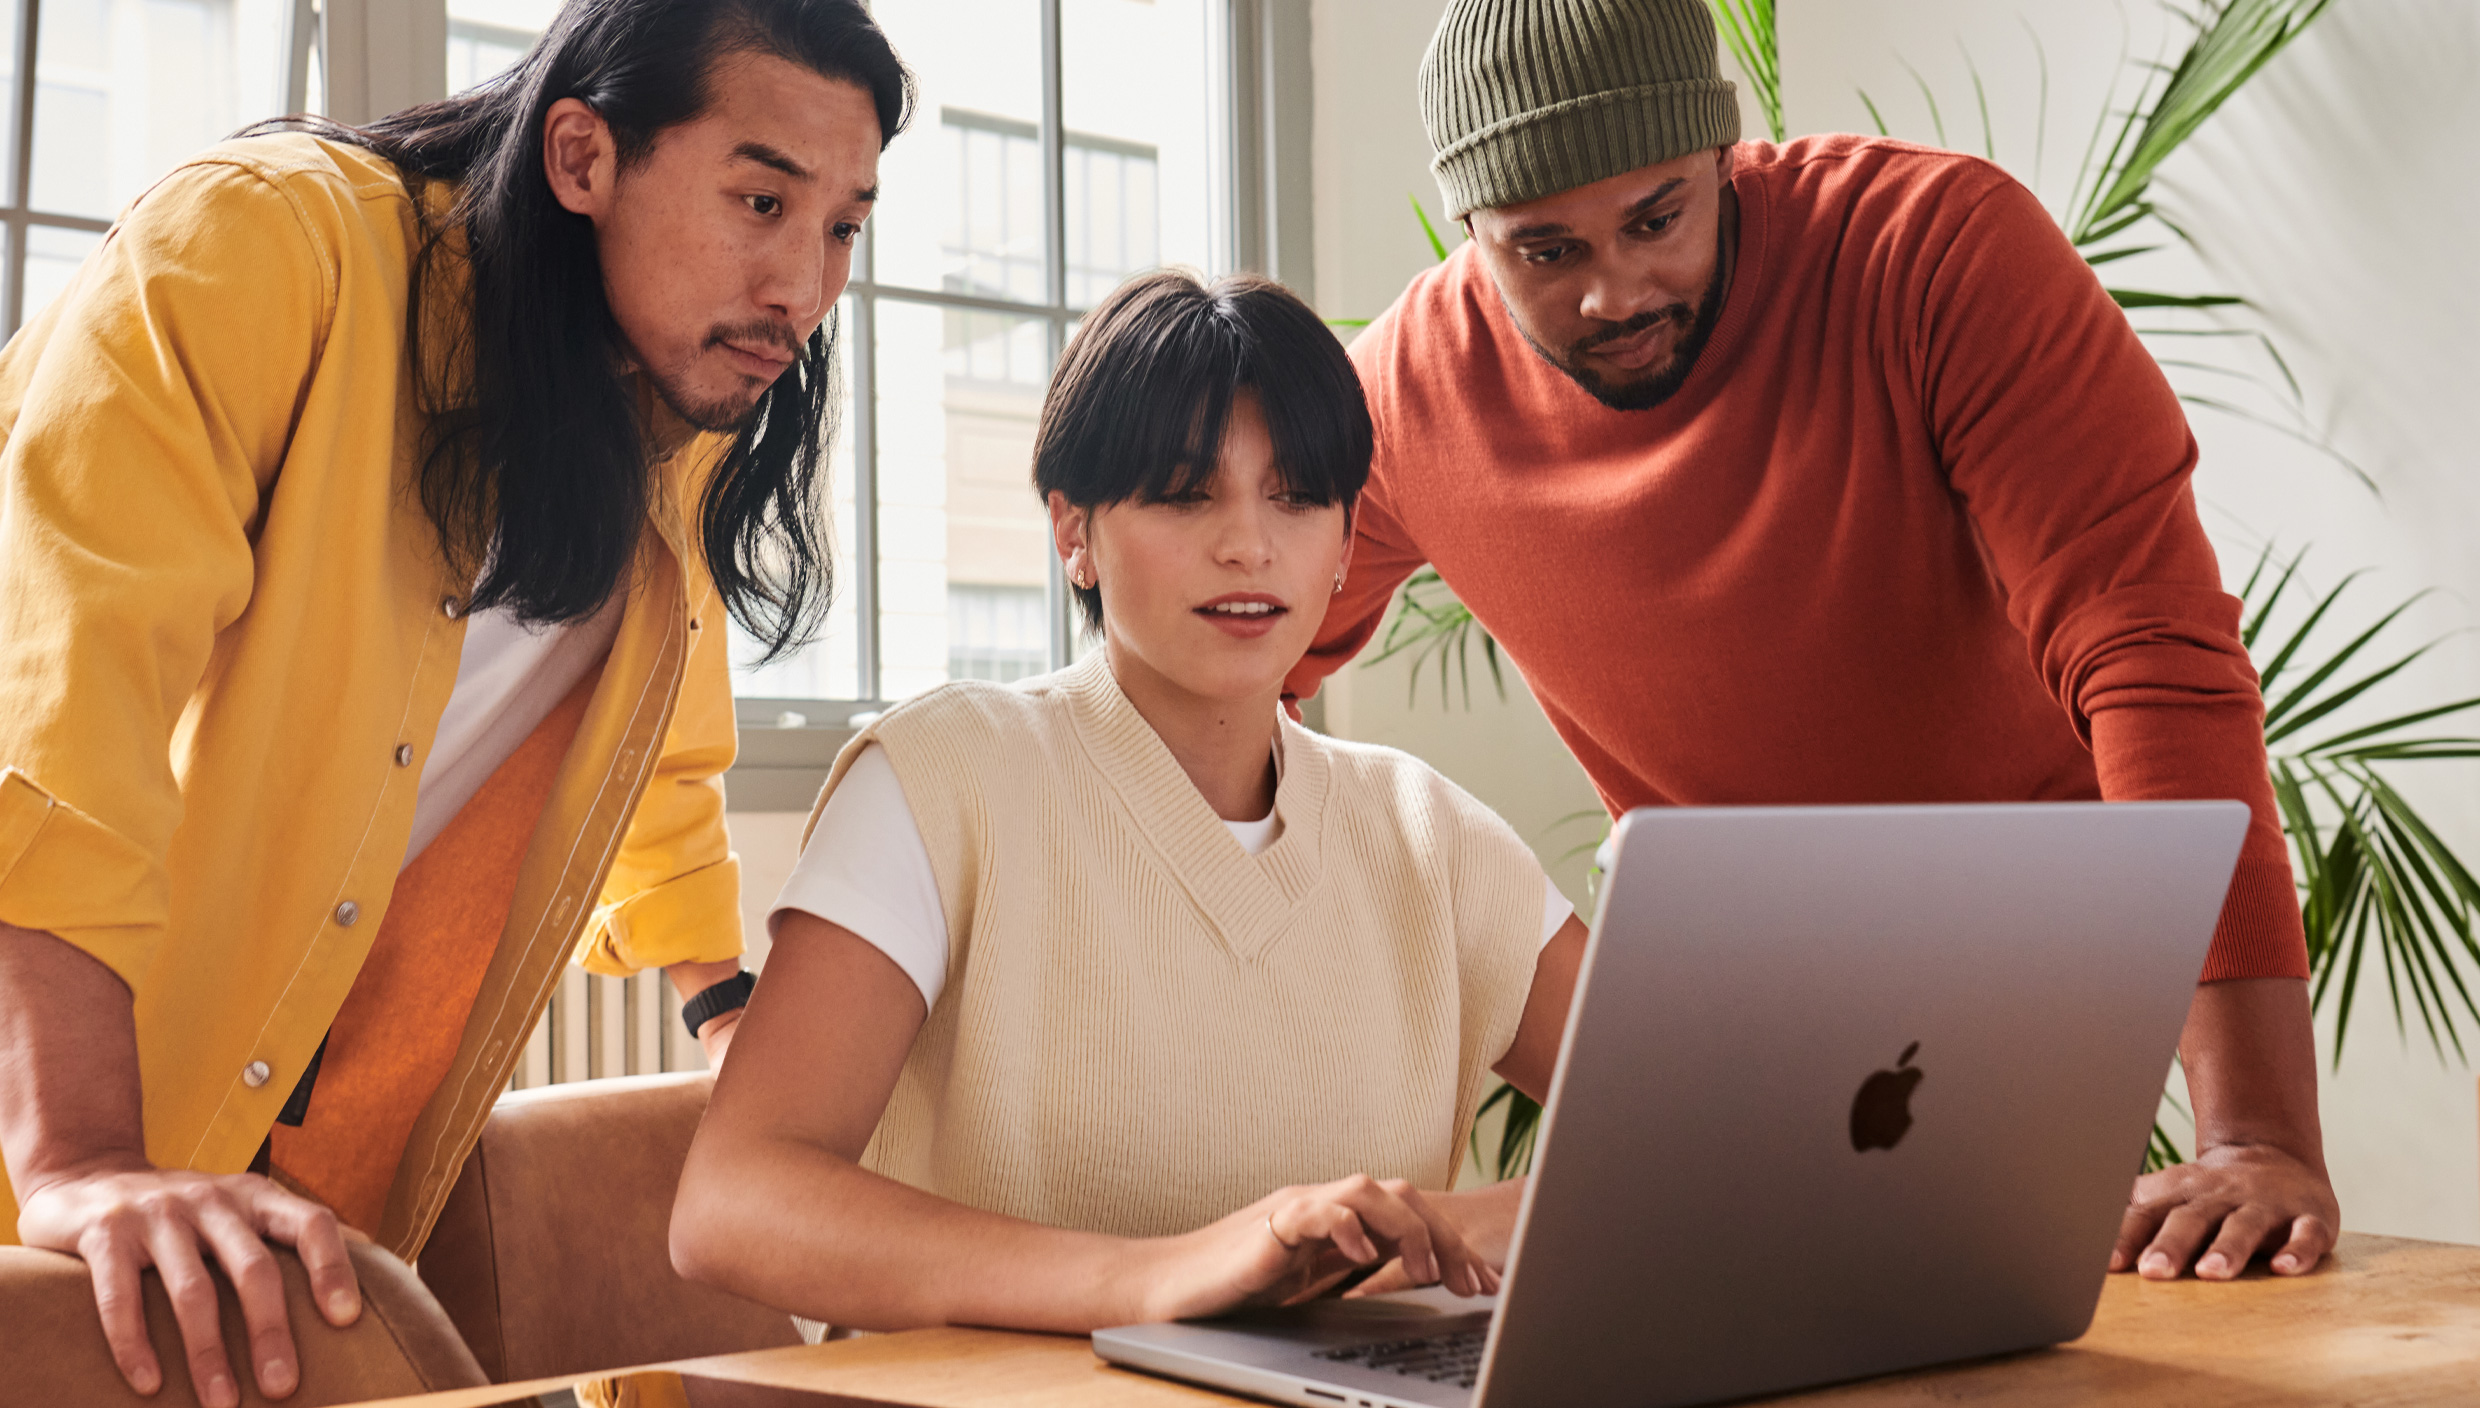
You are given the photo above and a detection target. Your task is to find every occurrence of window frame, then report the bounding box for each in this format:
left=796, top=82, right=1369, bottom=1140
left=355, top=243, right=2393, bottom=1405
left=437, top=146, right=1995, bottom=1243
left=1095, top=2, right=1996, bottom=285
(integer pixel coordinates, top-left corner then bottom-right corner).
left=0, top=0, right=1314, bottom=804
left=734, top=0, right=1317, bottom=804
left=0, top=0, right=117, bottom=330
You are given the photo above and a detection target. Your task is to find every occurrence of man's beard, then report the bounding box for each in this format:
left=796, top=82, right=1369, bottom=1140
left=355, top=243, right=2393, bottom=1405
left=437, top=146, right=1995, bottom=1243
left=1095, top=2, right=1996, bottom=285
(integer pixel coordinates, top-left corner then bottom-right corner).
left=1512, top=223, right=1731, bottom=412
left=647, top=318, right=806, bottom=432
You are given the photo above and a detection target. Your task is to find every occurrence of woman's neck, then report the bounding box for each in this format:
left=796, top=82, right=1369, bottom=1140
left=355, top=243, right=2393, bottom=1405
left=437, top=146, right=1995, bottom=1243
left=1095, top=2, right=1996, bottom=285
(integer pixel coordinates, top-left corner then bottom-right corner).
left=1103, top=642, right=1281, bottom=822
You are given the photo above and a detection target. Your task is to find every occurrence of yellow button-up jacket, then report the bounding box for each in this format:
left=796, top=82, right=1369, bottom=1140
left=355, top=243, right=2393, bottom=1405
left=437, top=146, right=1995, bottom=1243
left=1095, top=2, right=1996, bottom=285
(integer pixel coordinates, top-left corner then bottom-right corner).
left=0, top=135, right=745, bottom=1255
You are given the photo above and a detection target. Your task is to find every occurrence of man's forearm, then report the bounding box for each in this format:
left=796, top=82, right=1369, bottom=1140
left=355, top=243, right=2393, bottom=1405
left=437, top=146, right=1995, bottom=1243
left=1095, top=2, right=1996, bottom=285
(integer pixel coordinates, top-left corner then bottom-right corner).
left=665, top=957, right=744, bottom=1004
left=0, top=921, right=150, bottom=1195
left=2179, top=976, right=2326, bottom=1168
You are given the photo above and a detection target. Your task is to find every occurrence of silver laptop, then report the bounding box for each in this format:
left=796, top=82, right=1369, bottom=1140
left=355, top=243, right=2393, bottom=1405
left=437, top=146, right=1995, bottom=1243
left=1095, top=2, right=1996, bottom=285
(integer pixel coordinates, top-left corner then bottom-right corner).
left=1095, top=801, right=2247, bottom=1408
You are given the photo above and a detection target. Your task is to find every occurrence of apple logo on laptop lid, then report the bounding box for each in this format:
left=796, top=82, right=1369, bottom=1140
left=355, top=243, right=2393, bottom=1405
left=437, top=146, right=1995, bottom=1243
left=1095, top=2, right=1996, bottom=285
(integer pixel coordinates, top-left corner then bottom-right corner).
left=1850, top=1042, right=1923, bottom=1152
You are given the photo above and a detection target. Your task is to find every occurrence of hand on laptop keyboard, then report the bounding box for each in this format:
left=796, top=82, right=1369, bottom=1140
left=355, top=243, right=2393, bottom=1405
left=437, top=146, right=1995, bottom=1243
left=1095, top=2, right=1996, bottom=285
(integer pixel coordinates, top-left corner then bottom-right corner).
left=1138, top=1174, right=1500, bottom=1322
left=1329, top=1178, right=1526, bottom=1300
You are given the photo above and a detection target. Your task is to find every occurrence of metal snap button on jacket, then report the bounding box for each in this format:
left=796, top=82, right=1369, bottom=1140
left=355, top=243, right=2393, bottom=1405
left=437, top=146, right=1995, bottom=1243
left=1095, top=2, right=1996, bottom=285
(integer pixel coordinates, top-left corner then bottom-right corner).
left=242, top=1061, right=271, bottom=1088
left=335, top=900, right=360, bottom=926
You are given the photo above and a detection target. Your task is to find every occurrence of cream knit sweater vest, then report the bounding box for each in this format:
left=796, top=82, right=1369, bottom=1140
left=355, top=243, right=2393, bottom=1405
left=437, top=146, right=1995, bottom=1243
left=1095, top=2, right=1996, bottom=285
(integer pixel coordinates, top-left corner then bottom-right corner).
left=807, top=653, right=1546, bottom=1239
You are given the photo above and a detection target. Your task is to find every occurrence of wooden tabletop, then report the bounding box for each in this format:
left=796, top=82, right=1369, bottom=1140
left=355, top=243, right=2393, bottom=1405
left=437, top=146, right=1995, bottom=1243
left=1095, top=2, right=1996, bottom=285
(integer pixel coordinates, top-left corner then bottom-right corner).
left=367, top=1232, right=2480, bottom=1408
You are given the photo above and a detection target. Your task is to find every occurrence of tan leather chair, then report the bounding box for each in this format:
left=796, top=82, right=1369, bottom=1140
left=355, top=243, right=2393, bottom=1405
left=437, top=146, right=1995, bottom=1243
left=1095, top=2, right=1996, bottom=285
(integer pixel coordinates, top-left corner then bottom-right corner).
left=0, top=1237, right=485, bottom=1406
left=417, top=1071, right=803, bottom=1382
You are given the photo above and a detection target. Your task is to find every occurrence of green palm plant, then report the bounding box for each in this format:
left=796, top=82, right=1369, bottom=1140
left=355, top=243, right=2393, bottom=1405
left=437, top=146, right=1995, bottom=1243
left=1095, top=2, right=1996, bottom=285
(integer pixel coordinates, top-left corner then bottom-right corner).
left=2244, top=549, right=2480, bottom=1062
left=1858, top=0, right=2359, bottom=485
left=1708, top=0, right=1782, bottom=142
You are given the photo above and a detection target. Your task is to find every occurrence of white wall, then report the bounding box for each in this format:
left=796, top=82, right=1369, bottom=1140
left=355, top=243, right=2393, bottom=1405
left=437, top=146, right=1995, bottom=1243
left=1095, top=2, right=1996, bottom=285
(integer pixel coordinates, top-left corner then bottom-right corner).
left=1306, top=0, right=1616, bottom=915
left=1304, top=0, right=2480, bottom=1241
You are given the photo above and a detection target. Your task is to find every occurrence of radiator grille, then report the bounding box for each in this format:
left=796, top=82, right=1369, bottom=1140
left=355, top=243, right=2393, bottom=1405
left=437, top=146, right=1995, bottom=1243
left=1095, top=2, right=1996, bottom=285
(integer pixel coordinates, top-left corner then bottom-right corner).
left=507, top=968, right=709, bottom=1090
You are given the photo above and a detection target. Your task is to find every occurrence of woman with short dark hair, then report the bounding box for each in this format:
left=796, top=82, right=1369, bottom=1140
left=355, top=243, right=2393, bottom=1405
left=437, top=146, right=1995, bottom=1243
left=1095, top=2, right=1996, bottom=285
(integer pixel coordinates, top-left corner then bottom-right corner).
left=671, top=270, right=1587, bottom=1332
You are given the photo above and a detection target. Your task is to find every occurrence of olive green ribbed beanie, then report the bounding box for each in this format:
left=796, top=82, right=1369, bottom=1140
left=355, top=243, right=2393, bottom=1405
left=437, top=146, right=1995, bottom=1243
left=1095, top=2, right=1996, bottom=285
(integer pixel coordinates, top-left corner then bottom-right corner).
left=1420, top=0, right=1741, bottom=218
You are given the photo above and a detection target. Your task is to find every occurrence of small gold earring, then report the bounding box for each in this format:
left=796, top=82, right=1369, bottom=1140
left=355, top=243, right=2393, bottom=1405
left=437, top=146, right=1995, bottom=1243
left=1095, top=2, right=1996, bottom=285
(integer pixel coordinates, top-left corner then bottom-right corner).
left=1072, top=566, right=1089, bottom=590
left=1332, top=576, right=1345, bottom=595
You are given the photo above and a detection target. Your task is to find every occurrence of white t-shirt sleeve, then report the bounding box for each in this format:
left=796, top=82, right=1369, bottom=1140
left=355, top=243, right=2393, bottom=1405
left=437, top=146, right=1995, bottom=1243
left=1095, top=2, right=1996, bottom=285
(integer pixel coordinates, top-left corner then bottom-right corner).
left=771, top=743, right=952, bottom=1010
left=1540, top=874, right=1576, bottom=949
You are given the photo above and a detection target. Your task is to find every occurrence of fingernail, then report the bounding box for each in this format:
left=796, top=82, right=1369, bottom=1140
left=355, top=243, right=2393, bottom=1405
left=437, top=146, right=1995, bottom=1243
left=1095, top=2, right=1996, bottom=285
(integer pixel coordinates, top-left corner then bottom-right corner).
left=2198, top=1254, right=2226, bottom=1277
left=206, top=1375, right=236, bottom=1408
left=328, top=1289, right=356, bottom=1320
left=129, top=1364, right=160, bottom=1395
left=263, top=1358, right=295, bottom=1393
left=2273, top=1254, right=2298, bottom=1273
left=2140, top=1252, right=2169, bottom=1275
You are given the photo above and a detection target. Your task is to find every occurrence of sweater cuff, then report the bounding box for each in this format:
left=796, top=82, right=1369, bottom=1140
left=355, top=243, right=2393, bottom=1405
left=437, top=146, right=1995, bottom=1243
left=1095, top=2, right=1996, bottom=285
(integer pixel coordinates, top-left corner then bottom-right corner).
left=2198, top=855, right=2310, bottom=983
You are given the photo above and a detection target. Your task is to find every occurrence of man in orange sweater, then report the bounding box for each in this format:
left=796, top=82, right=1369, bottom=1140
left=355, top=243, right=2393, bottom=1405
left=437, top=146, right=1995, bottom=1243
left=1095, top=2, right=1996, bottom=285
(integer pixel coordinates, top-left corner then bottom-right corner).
left=1290, top=0, right=2338, bottom=1280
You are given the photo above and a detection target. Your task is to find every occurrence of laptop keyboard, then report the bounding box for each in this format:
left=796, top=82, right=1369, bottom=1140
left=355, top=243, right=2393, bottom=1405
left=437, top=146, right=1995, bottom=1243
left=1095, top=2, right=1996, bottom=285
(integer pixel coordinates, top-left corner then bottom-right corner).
left=1314, top=1328, right=1488, bottom=1390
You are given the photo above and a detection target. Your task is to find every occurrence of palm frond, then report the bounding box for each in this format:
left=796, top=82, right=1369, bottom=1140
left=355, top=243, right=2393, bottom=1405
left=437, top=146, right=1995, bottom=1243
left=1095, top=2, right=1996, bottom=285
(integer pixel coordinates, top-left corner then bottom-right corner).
left=2110, top=288, right=2246, bottom=309
left=2245, top=551, right=2480, bottom=1066
left=1703, top=0, right=1782, bottom=142
left=2065, top=14, right=2142, bottom=227
left=1471, top=1082, right=1542, bottom=1181
left=2020, top=17, right=2051, bottom=194
left=2128, top=325, right=2305, bottom=402
left=2146, top=1121, right=2188, bottom=1171
left=1900, top=57, right=1947, bottom=147
left=2147, top=1080, right=2194, bottom=1172
left=2239, top=542, right=2305, bottom=649
left=2070, top=0, right=2335, bottom=246
left=2175, top=392, right=2376, bottom=492
left=1409, top=193, right=1453, bottom=263
left=1960, top=41, right=1995, bottom=161
left=1364, top=567, right=1507, bottom=709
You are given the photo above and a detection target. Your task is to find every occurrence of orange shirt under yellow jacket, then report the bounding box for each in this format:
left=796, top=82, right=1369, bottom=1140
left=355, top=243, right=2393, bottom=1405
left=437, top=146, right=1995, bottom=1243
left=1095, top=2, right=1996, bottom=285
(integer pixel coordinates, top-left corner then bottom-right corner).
left=0, top=134, right=745, bottom=1255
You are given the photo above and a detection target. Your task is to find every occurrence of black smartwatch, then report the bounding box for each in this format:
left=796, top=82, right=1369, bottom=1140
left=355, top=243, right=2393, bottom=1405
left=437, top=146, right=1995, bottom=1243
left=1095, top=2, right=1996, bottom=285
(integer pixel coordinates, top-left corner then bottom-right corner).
left=682, top=970, right=756, bottom=1039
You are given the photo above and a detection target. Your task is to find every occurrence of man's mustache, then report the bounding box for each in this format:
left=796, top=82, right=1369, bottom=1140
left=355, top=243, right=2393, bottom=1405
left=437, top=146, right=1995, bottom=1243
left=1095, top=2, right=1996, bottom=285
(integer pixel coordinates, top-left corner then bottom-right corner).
left=704, top=319, right=806, bottom=360
left=1569, top=303, right=1693, bottom=359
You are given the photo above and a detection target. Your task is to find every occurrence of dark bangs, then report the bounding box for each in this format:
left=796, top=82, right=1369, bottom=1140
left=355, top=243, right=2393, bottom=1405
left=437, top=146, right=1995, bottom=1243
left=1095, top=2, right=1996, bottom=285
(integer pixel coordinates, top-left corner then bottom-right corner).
left=1034, top=270, right=1371, bottom=514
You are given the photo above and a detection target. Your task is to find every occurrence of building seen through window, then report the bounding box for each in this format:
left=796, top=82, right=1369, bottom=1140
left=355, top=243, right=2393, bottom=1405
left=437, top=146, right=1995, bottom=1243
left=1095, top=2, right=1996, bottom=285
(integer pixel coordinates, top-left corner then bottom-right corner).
left=0, top=0, right=1225, bottom=712
left=935, top=106, right=1162, bottom=700
left=740, top=0, right=1218, bottom=708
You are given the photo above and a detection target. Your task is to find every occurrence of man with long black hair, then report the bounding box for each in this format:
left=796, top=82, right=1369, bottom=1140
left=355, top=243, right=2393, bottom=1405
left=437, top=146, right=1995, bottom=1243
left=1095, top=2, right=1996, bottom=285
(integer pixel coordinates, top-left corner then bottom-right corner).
left=0, top=2, right=908, bottom=1401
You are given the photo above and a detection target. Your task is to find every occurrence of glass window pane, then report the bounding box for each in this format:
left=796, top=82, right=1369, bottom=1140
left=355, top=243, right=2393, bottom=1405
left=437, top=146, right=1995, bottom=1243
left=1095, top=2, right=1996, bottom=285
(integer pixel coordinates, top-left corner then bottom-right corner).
left=29, top=0, right=289, bottom=222
left=0, top=0, right=22, bottom=200
left=866, top=0, right=1045, bottom=301
left=448, top=0, right=556, bottom=94
left=1064, top=0, right=1212, bottom=302
left=22, top=224, right=102, bottom=324
left=730, top=297, right=862, bottom=704
left=874, top=298, right=1055, bottom=702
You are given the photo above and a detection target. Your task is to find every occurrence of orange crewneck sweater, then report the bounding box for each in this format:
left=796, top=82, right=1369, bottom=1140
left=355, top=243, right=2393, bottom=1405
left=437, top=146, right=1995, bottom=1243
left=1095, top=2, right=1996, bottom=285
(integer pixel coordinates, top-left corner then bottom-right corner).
left=1290, top=135, right=2306, bottom=983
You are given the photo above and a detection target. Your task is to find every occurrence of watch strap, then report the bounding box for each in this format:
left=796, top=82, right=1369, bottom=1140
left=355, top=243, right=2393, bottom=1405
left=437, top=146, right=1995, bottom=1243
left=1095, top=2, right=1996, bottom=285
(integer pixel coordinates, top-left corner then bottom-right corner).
left=681, top=970, right=756, bottom=1039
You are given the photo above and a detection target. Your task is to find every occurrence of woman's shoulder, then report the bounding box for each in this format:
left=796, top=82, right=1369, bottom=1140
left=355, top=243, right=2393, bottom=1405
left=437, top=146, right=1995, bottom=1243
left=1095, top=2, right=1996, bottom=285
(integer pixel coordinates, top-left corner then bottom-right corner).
left=864, top=671, right=1082, bottom=776
left=1301, top=727, right=1522, bottom=850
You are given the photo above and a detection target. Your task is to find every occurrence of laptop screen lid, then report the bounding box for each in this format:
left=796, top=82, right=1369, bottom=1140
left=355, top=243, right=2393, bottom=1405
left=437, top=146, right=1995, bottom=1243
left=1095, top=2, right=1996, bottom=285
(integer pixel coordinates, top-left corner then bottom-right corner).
left=1472, top=801, right=2247, bottom=1408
